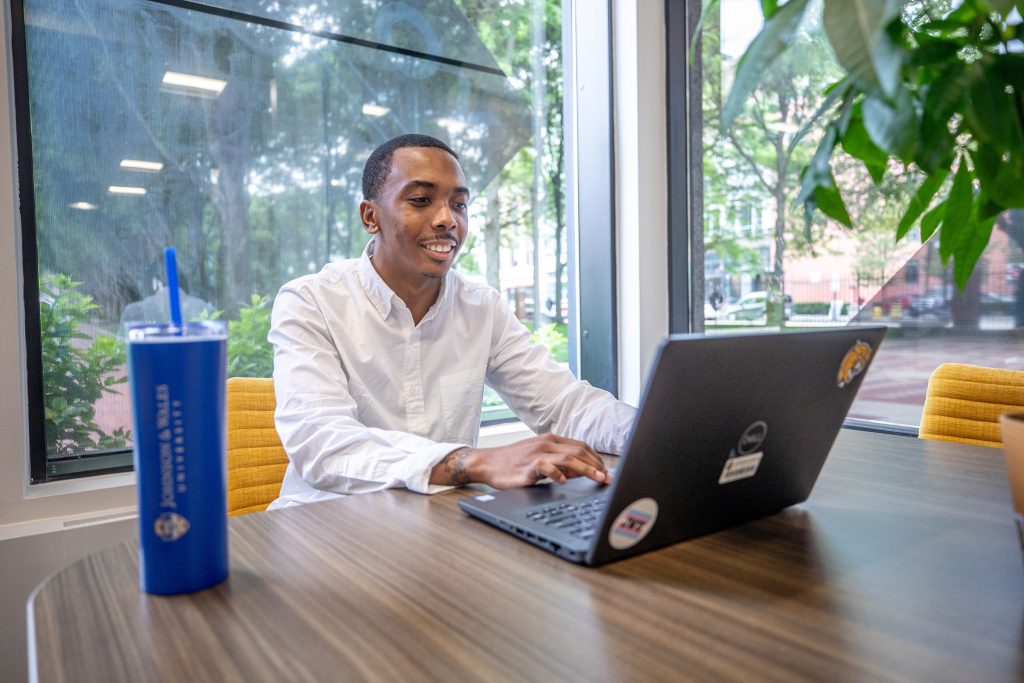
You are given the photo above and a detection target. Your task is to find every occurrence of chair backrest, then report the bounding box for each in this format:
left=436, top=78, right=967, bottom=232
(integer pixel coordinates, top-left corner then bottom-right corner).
left=919, top=363, right=1024, bottom=448
left=226, top=377, right=289, bottom=516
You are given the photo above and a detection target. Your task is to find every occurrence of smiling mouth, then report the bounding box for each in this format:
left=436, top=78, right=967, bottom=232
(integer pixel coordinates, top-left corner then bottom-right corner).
left=422, top=241, right=457, bottom=255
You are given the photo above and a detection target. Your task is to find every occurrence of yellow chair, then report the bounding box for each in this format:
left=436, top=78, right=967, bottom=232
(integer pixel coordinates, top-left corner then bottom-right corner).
left=226, top=377, right=290, bottom=516
left=919, top=363, right=1024, bottom=448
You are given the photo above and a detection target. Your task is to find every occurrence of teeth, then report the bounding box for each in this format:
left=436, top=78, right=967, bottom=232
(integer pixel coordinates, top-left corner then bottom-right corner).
left=425, top=243, right=453, bottom=253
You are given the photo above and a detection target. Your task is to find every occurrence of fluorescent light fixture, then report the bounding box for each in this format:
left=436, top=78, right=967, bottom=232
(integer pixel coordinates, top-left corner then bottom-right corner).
left=161, top=70, right=227, bottom=96
left=362, top=103, right=390, bottom=117
left=108, top=185, right=147, bottom=196
left=69, top=201, right=98, bottom=210
left=120, top=159, right=164, bottom=172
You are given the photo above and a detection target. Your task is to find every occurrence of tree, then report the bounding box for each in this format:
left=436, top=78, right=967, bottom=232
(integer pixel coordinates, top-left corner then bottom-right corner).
left=705, top=4, right=844, bottom=325
left=724, top=0, right=1024, bottom=290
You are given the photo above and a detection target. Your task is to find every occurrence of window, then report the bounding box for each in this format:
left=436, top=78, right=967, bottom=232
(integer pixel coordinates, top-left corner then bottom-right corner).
left=675, top=0, right=1023, bottom=430
left=15, top=0, right=609, bottom=482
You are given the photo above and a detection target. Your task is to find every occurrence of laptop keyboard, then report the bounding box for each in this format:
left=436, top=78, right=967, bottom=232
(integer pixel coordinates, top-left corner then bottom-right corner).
left=525, top=497, right=607, bottom=540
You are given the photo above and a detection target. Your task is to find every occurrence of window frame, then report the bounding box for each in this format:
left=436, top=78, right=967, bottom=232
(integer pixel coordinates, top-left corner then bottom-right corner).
left=665, top=0, right=703, bottom=335
left=668, top=0, right=929, bottom=437
left=564, top=0, right=618, bottom=395
left=14, top=0, right=619, bottom=483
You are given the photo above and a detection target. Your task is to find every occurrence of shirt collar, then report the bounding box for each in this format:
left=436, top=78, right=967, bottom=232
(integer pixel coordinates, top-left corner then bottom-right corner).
left=356, top=238, right=453, bottom=324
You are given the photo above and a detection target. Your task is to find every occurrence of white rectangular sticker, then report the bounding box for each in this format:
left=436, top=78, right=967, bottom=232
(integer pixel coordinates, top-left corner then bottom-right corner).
left=718, top=452, right=763, bottom=484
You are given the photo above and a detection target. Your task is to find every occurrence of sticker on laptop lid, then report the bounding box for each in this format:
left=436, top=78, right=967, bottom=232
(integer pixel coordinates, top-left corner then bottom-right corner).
left=718, top=452, right=763, bottom=484
left=608, top=498, right=658, bottom=549
left=837, top=340, right=873, bottom=387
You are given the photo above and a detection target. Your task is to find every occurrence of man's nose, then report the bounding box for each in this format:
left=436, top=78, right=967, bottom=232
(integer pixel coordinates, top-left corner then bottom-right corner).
left=434, top=203, right=457, bottom=228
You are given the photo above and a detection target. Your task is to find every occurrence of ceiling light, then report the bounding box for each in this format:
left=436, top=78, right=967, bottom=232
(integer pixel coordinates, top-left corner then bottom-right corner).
left=120, top=159, right=164, bottom=172
left=108, top=185, right=147, bottom=196
left=362, top=103, right=390, bottom=117
left=69, top=201, right=98, bottom=210
left=161, top=70, right=227, bottom=96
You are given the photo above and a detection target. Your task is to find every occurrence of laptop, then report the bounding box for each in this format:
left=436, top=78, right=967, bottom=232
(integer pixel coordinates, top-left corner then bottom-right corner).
left=459, top=326, right=887, bottom=566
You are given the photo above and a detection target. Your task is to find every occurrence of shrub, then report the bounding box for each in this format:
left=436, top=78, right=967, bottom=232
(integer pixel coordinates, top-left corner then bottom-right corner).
left=195, top=294, right=274, bottom=378
left=227, top=294, right=274, bottom=378
left=530, top=322, right=569, bottom=364
left=794, top=302, right=851, bottom=316
left=39, top=274, right=129, bottom=456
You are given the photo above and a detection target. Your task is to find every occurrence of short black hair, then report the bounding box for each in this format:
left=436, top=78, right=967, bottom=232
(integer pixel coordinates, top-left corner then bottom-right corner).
left=361, top=134, right=459, bottom=200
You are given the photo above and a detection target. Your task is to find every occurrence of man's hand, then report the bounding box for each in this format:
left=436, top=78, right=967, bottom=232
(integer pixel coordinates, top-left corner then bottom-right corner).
left=429, top=434, right=611, bottom=489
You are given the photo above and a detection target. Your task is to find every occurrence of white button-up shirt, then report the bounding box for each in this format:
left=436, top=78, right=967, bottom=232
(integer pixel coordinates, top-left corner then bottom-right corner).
left=267, top=244, right=636, bottom=509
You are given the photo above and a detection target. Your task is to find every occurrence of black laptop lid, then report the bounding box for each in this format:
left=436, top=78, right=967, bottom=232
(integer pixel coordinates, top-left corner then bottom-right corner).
left=586, top=326, right=886, bottom=565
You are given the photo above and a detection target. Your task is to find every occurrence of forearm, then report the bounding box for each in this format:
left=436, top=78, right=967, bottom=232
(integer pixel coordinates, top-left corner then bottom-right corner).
left=428, top=435, right=611, bottom=489
left=429, top=446, right=476, bottom=486
left=277, top=397, right=466, bottom=494
left=486, top=301, right=635, bottom=455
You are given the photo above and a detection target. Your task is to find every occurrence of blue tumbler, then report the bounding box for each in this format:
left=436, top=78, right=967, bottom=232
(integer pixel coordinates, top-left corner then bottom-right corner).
left=126, top=320, right=228, bottom=595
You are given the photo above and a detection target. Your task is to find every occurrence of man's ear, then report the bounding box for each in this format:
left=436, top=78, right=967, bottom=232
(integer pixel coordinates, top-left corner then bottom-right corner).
left=359, top=200, right=379, bottom=234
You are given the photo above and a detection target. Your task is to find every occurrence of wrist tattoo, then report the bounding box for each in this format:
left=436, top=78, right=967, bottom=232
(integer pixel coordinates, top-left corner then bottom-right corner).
left=442, top=447, right=472, bottom=486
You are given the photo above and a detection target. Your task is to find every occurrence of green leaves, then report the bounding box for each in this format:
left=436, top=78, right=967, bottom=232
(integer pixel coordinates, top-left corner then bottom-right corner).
left=726, top=0, right=1023, bottom=290
left=896, top=170, right=948, bottom=241
left=228, top=294, right=274, bottom=378
left=861, top=90, right=918, bottom=161
left=39, top=274, right=129, bottom=456
left=932, top=162, right=1002, bottom=290
left=841, top=106, right=888, bottom=183
left=955, top=213, right=995, bottom=289
left=813, top=176, right=853, bottom=228
left=965, top=61, right=1021, bottom=150
left=721, top=0, right=812, bottom=131
left=938, top=163, right=973, bottom=265
left=823, top=0, right=903, bottom=98
left=983, top=0, right=1019, bottom=15
left=974, top=144, right=1024, bottom=209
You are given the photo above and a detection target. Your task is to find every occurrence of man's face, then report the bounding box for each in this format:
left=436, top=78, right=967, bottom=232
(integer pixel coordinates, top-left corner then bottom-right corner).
left=361, top=147, right=470, bottom=287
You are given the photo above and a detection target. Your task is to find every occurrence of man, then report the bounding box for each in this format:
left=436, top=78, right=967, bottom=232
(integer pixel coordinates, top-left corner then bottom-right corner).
left=267, top=134, right=635, bottom=509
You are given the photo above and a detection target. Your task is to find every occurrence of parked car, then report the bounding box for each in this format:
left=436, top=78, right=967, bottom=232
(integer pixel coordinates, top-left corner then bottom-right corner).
left=716, top=291, right=794, bottom=321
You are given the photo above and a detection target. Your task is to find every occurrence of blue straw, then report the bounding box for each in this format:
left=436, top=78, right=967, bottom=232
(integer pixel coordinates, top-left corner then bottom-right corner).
left=164, top=247, right=182, bottom=329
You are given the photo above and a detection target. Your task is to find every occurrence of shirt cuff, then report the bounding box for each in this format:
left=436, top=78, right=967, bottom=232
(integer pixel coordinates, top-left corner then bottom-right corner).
left=400, top=442, right=470, bottom=494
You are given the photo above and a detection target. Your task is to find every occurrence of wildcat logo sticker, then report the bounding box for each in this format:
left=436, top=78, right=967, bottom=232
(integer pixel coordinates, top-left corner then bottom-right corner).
left=608, top=498, right=659, bottom=550
left=837, top=341, right=873, bottom=387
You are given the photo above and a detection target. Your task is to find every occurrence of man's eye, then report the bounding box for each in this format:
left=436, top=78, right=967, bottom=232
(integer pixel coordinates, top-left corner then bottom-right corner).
left=453, top=202, right=468, bottom=211
left=409, top=197, right=429, bottom=205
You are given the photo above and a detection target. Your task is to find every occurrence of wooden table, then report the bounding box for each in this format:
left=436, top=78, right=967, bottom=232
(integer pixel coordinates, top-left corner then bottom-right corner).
left=29, top=430, right=1024, bottom=682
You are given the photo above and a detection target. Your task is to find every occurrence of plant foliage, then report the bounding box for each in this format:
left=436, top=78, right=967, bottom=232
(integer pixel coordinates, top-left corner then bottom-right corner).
left=227, top=294, right=274, bottom=378
left=194, top=294, right=275, bottom=378
left=722, top=0, right=1024, bottom=288
left=39, top=274, right=129, bottom=456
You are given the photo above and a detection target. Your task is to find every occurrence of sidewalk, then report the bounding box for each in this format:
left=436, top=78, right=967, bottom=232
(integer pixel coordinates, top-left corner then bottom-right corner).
left=849, top=330, right=1023, bottom=426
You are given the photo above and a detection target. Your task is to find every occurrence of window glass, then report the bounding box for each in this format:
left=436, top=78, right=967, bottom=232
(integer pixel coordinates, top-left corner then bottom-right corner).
left=20, top=0, right=568, bottom=478
left=700, top=0, right=1023, bottom=428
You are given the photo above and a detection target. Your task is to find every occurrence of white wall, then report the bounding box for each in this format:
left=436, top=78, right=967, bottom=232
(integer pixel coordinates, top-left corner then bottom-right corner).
left=0, top=5, right=139, bottom=679
left=0, top=3, right=137, bottom=539
left=614, top=0, right=669, bottom=404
